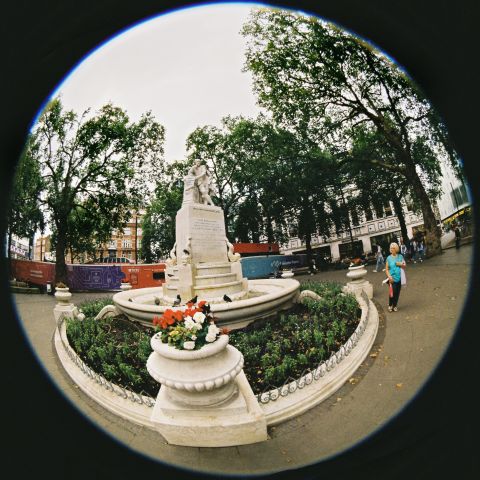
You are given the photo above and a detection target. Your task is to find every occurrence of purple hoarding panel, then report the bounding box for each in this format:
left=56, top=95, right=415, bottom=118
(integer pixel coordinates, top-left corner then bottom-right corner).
left=67, top=264, right=125, bottom=290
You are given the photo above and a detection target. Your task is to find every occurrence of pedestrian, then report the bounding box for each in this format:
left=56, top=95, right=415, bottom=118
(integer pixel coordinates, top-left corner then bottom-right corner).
left=408, top=237, right=415, bottom=262
left=417, top=238, right=425, bottom=262
left=385, top=242, right=406, bottom=312
left=400, top=238, right=408, bottom=259
left=411, top=238, right=418, bottom=263
left=309, top=258, right=317, bottom=276
left=373, top=244, right=385, bottom=272
left=454, top=225, right=461, bottom=249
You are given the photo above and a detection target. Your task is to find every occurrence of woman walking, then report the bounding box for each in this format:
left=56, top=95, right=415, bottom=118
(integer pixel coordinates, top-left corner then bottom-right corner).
left=385, top=242, right=406, bottom=312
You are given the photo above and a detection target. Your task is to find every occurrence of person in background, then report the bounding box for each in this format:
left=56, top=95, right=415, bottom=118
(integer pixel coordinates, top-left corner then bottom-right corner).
left=454, top=224, right=461, bottom=249
left=411, top=238, right=418, bottom=263
left=400, top=238, right=408, bottom=260
left=373, top=244, right=385, bottom=273
left=417, top=238, right=425, bottom=262
left=385, top=242, right=406, bottom=312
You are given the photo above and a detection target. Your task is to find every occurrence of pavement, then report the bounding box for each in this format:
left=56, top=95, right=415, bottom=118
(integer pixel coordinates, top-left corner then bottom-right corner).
left=11, top=243, right=475, bottom=478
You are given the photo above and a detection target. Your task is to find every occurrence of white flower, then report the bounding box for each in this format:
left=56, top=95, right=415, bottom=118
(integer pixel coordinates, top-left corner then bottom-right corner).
left=205, top=333, right=217, bottom=343
left=183, top=341, right=195, bottom=350
left=184, top=318, right=196, bottom=330
left=192, top=322, right=202, bottom=331
left=191, top=335, right=197, bottom=341
left=193, top=312, right=206, bottom=324
left=208, top=324, right=220, bottom=336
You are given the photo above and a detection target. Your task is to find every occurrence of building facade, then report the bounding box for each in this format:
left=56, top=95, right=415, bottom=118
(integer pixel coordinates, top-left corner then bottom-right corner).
left=95, top=211, right=144, bottom=263
left=9, top=235, right=30, bottom=260
left=281, top=198, right=425, bottom=261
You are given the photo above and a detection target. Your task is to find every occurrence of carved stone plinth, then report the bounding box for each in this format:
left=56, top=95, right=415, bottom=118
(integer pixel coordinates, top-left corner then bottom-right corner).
left=146, top=335, right=267, bottom=447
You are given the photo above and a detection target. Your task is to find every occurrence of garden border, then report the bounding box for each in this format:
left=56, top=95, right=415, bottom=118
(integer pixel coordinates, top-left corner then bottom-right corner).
left=53, top=289, right=378, bottom=430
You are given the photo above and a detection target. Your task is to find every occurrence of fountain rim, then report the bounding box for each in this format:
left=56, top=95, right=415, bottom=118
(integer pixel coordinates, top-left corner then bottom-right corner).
left=112, top=278, right=300, bottom=313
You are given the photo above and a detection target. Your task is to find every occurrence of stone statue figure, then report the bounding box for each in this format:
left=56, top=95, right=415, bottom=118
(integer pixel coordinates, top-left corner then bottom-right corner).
left=185, top=159, right=215, bottom=205
left=226, top=238, right=241, bottom=262
left=166, top=242, right=177, bottom=266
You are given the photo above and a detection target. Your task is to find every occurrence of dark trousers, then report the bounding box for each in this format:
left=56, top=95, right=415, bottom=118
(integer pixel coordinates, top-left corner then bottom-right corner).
left=389, top=281, right=402, bottom=307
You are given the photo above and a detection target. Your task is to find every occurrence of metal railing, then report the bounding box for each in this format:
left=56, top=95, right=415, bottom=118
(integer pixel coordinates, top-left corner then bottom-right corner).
left=256, top=291, right=369, bottom=404
left=58, top=317, right=156, bottom=408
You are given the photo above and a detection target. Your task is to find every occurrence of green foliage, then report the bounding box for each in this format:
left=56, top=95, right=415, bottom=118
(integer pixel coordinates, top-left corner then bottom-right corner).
left=241, top=8, right=459, bottom=256
left=66, top=284, right=360, bottom=397
left=25, top=98, right=165, bottom=282
left=229, top=282, right=360, bottom=393
left=77, top=297, right=114, bottom=319
left=141, top=180, right=183, bottom=262
left=66, top=316, right=158, bottom=396
left=7, top=137, right=44, bottom=256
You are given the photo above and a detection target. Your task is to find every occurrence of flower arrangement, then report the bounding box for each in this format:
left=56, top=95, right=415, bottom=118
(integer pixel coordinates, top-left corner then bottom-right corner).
left=152, top=300, right=227, bottom=350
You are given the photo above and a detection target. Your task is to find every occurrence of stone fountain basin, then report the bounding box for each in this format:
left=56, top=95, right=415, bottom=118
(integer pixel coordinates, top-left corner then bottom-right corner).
left=112, top=278, right=300, bottom=330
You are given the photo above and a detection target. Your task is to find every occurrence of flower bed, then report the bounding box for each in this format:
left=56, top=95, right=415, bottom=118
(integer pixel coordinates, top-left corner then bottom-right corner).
left=229, top=281, right=361, bottom=393
left=65, top=282, right=360, bottom=397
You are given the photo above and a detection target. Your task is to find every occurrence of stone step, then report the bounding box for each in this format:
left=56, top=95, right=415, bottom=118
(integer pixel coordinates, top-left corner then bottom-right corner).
left=165, top=285, right=179, bottom=292
left=194, top=272, right=237, bottom=286
left=193, top=280, right=245, bottom=298
left=196, top=263, right=232, bottom=275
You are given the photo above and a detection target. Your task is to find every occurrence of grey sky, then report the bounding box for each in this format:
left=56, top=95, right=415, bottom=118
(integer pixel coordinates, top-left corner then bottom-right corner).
left=54, top=3, right=264, bottom=163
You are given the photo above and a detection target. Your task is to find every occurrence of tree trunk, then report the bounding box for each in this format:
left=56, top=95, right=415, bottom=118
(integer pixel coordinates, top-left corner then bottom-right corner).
left=55, top=221, right=68, bottom=285
left=404, top=167, right=442, bottom=257
left=265, top=213, right=274, bottom=243
left=391, top=193, right=409, bottom=247
left=304, top=230, right=313, bottom=263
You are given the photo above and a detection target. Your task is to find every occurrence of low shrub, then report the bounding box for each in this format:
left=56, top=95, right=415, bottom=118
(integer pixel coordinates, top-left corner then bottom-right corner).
left=65, top=299, right=159, bottom=397
left=229, top=282, right=361, bottom=393
left=65, top=282, right=361, bottom=398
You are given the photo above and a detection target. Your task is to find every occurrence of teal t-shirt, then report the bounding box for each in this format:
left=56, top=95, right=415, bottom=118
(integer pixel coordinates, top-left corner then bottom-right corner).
left=386, top=254, right=404, bottom=283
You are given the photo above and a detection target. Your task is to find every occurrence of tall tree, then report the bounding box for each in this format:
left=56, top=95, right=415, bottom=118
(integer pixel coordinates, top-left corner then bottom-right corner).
left=27, top=98, right=165, bottom=283
left=242, top=9, right=461, bottom=256
left=141, top=181, right=183, bottom=262
left=7, top=137, right=44, bottom=262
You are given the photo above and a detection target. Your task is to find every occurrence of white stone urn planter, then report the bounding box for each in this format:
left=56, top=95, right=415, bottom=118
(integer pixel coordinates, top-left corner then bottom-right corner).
left=146, top=333, right=267, bottom=447
left=345, top=265, right=373, bottom=299
left=119, top=282, right=132, bottom=291
left=281, top=270, right=294, bottom=278
left=53, top=286, right=78, bottom=325
left=147, top=334, right=243, bottom=407
left=346, top=264, right=368, bottom=282
left=54, top=286, right=72, bottom=305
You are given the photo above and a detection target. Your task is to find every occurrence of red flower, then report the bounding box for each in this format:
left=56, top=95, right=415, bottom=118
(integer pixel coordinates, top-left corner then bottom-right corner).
left=221, top=327, right=230, bottom=335
left=160, top=315, right=176, bottom=329
left=152, top=316, right=161, bottom=326
left=173, top=310, right=184, bottom=322
left=186, top=302, right=194, bottom=308
left=198, top=300, right=207, bottom=308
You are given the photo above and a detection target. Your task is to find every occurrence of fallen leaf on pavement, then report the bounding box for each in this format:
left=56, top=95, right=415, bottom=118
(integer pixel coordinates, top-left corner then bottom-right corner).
left=370, top=353, right=378, bottom=358
left=336, top=397, right=342, bottom=402
left=348, top=377, right=357, bottom=384
left=396, top=383, right=403, bottom=388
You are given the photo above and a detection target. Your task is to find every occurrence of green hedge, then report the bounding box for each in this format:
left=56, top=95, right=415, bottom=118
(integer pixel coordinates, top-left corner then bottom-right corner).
left=65, top=282, right=361, bottom=397
left=229, top=282, right=361, bottom=392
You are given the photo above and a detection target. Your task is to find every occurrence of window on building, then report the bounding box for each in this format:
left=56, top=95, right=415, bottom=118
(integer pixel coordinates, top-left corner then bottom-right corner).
left=123, top=227, right=131, bottom=235
left=351, top=209, right=359, bottom=226
left=108, top=241, right=116, bottom=249
left=374, top=202, right=384, bottom=218
left=122, top=240, right=132, bottom=249
left=365, top=207, right=373, bottom=222
left=384, top=201, right=393, bottom=216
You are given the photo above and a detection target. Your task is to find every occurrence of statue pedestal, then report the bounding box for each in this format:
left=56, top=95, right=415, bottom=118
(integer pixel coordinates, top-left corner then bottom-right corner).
left=147, top=335, right=267, bottom=446
left=163, top=202, right=249, bottom=304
